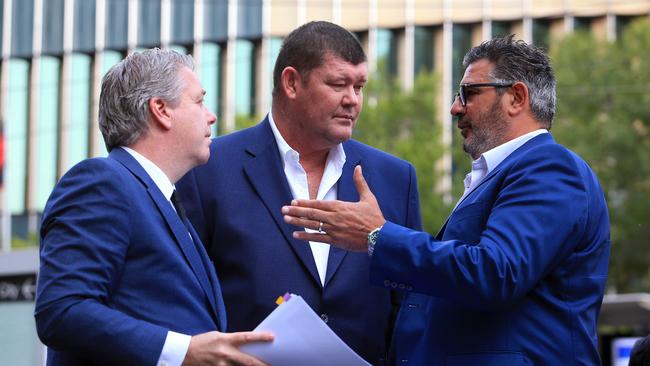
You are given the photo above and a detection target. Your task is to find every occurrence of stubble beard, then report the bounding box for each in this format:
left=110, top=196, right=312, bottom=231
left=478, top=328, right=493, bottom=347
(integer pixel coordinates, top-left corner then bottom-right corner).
left=463, top=100, right=510, bottom=159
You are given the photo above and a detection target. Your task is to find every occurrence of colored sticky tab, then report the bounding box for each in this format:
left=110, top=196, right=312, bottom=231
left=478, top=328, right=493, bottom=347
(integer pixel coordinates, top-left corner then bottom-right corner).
left=275, top=292, right=293, bottom=305
left=275, top=295, right=285, bottom=305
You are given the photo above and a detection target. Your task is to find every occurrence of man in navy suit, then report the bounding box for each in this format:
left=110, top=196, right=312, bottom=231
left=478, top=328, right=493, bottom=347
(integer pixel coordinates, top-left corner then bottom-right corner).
left=283, top=35, right=610, bottom=365
left=35, top=49, right=272, bottom=366
left=177, top=21, right=422, bottom=365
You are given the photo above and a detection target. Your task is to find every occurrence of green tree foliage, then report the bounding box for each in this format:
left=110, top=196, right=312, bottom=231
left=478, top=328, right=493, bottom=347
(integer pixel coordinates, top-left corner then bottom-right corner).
left=551, top=20, right=650, bottom=292
left=354, top=69, right=449, bottom=232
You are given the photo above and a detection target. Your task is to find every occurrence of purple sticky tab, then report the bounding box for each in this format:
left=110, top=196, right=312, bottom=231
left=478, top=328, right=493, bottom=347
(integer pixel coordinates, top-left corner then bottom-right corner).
left=283, top=292, right=292, bottom=302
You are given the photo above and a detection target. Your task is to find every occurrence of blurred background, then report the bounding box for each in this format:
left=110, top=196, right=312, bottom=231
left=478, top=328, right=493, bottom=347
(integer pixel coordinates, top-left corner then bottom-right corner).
left=1, top=0, right=649, bottom=365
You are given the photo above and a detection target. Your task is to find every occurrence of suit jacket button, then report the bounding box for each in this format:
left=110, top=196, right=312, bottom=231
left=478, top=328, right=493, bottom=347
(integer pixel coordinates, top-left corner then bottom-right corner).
left=401, top=359, right=408, bottom=363
left=320, top=313, right=329, bottom=323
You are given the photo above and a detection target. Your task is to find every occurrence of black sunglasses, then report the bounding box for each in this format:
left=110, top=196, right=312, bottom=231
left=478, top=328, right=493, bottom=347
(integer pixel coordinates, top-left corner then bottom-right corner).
left=455, top=82, right=514, bottom=106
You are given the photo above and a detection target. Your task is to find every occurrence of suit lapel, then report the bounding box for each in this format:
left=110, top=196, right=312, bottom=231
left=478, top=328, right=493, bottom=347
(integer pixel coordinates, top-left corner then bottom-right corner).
left=242, top=120, right=322, bottom=287
left=187, top=222, right=227, bottom=331
left=109, top=148, right=222, bottom=325
left=436, top=133, right=555, bottom=239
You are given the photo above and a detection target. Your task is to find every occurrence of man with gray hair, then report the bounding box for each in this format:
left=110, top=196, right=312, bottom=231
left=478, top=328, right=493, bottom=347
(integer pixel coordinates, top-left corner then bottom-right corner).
left=35, top=48, right=272, bottom=366
left=282, top=35, right=610, bottom=365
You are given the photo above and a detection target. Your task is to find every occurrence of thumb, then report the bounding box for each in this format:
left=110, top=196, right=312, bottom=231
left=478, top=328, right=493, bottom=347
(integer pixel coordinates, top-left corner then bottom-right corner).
left=353, top=165, right=372, bottom=200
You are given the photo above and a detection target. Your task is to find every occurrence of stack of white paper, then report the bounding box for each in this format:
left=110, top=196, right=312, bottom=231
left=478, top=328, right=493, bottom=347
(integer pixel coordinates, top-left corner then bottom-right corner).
left=240, top=294, right=371, bottom=366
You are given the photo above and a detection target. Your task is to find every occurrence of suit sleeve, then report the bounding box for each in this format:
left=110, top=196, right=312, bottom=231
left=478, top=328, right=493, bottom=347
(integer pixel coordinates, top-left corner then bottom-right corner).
left=405, top=164, right=423, bottom=231
left=369, top=146, right=590, bottom=309
left=35, top=160, right=167, bottom=365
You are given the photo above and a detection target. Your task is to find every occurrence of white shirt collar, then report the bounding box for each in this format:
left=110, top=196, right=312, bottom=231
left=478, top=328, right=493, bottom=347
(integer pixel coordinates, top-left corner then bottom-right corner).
left=267, top=109, right=346, bottom=173
left=480, top=129, right=548, bottom=174
left=120, top=146, right=176, bottom=201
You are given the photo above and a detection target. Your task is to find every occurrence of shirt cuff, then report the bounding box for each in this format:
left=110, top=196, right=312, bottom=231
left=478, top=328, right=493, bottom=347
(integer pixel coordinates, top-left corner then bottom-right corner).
left=157, top=331, right=191, bottom=366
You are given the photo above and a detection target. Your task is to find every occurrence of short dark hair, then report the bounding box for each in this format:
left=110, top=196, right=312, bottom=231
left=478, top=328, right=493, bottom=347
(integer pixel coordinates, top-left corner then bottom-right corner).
left=272, top=21, right=366, bottom=96
left=463, top=34, right=556, bottom=128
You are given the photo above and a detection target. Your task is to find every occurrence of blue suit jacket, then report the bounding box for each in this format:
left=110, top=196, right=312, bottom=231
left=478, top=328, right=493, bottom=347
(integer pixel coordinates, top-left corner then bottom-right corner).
left=370, top=133, right=610, bottom=365
left=35, top=148, right=226, bottom=366
left=177, top=118, right=423, bottom=364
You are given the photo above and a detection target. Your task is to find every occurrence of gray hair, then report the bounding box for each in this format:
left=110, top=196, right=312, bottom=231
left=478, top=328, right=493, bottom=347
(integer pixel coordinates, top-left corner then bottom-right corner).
left=463, top=35, right=556, bottom=128
left=98, top=48, right=194, bottom=151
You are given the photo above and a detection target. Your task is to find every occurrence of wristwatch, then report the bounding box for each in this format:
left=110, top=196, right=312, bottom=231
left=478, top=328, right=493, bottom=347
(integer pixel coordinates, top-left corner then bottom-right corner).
left=367, top=226, right=383, bottom=256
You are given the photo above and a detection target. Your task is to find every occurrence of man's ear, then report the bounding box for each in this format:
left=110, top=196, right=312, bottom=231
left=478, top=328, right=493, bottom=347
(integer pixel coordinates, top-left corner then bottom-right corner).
left=280, top=67, right=301, bottom=100
left=148, top=97, right=173, bottom=130
left=506, top=81, right=529, bottom=117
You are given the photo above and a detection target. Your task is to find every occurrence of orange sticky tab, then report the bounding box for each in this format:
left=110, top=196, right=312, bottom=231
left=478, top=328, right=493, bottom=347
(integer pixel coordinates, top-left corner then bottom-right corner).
left=275, top=295, right=285, bottom=305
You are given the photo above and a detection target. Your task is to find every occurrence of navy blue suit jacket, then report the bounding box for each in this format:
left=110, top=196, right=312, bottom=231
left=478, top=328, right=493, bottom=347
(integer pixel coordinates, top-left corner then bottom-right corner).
left=35, top=148, right=226, bottom=366
left=370, top=133, right=610, bottom=365
left=177, top=118, right=423, bottom=364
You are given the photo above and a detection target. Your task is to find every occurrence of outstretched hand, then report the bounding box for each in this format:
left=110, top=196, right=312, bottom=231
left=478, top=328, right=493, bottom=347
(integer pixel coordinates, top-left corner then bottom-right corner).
left=281, top=165, right=385, bottom=252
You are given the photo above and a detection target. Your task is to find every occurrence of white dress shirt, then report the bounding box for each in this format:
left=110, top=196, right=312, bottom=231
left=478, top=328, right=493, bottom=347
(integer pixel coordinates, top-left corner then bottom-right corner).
left=121, top=146, right=191, bottom=366
left=268, top=111, right=346, bottom=286
left=455, top=129, right=548, bottom=208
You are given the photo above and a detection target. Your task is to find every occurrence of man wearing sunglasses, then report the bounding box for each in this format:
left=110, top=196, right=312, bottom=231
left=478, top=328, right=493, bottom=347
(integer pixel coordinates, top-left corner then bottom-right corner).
left=282, top=35, right=610, bottom=365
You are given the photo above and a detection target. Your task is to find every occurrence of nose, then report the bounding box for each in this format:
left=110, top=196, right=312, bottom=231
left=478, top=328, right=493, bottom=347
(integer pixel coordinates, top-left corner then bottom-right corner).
left=342, top=86, right=360, bottom=107
left=450, top=96, right=465, bottom=117
left=207, top=109, right=217, bottom=126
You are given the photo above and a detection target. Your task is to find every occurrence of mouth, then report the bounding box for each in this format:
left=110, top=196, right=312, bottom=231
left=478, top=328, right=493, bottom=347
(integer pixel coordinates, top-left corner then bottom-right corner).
left=457, top=122, right=471, bottom=138
left=333, top=115, right=355, bottom=125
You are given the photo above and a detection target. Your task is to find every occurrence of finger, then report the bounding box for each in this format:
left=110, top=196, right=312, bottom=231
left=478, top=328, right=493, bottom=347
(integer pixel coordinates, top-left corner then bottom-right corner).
left=293, top=231, right=334, bottom=243
left=283, top=215, right=321, bottom=231
left=353, top=165, right=372, bottom=200
left=228, top=331, right=275, bottom=346
left=281, top=205, right=325, bottom=221
left=289, top=199, right=339, bottom=211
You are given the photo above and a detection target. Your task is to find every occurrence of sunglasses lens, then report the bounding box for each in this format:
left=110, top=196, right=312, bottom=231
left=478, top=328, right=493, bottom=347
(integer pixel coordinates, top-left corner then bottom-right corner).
left=459, top=85, right=466, bottom=106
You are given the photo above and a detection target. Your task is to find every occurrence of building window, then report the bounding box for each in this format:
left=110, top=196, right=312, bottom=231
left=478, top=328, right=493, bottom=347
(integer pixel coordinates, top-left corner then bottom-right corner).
left=204, top=0, right=228, bottom=42
left=0, top=0, right=4, bottom=52
left=66, top=54, right=92, bottom=170
left=199, top=43, right=222, bottom=135
left=574, top=17, right=592, bottom=32
left=268, top=37, right=283, bottom=92
left=106, top=0, right=128, bottom=50
left=11, top=0, right=34, bottom=58
left=492, top=21, right=512, bottom=39
left=376, top=28, right=398, bottom=77
left=171, top=0, right=194, bottom=45
left=73, top=0, right=96, bottom=53
left=42, top=0, right=64, bottom=55
left=138, top=0, right=161, bottom=47
left=452, top=24, right=472, bottom=93
left=616, top=16, right=637, bottom=39
left=36, top=57, right=61, bottom=210
left=95, top=51, right=125, bottom=156
left=234, top=40, right=256, bottom=117
left=238, top=0, right=262, bottom=39
left=6, top=59, right=30, bottom=214
left=414, top=26, right=434, bottom=76
left=533, top=18, right=551, bottom=50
